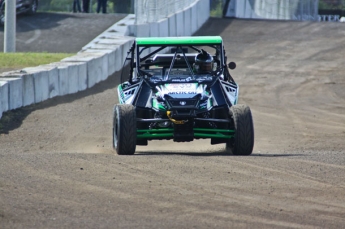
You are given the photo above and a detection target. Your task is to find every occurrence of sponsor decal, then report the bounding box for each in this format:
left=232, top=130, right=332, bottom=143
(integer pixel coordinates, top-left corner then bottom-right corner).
left=165, top=83, right=198, bottom=95
left=166, top=83, right=195, bottom=90
left=168, top=91, right=196, bottom=95
left=171, top=76, right=192, bottom=82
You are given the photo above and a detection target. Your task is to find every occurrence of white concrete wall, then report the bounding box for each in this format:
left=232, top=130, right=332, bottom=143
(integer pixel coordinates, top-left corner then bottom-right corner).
left=131, top=0, right=209, bottom=37
left=225, top=0, right=318, bottom=21
left=0, top=0, right=210, bottom=119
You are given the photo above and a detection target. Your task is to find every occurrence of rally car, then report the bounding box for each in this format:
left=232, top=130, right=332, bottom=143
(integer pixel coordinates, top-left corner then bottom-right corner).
left=113, top=36, right=254, bottom=155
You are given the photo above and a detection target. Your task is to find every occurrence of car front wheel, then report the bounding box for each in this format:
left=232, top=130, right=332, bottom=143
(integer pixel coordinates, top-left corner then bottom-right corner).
left=226, top=104, right=254, bottom=155
left=113, top=104, right=137, bottom=155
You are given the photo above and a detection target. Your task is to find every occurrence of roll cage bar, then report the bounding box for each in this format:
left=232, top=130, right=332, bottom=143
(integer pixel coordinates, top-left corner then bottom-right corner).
left=125, top=39, right=236, bottom=85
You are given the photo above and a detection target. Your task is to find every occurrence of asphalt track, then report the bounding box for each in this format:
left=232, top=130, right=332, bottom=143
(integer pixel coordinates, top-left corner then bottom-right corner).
left=0, top=12, right=126, bottom=53
left=0, top=15, right=345, bottom=228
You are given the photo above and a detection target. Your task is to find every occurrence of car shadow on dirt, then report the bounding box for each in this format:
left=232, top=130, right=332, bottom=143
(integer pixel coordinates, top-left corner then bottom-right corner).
left=194, top=17, right=233, bottom=36
left=134, top=151, right=305, bottom=157
left=0, top=68, right=125, bottom=134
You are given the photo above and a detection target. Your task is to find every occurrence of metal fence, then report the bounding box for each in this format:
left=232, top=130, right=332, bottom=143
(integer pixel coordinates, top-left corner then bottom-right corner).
left=134, top=0, right=199, bottom=24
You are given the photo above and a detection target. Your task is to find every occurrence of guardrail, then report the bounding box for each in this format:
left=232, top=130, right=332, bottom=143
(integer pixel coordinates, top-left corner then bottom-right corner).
left=0, top=0, right=210, bottom=119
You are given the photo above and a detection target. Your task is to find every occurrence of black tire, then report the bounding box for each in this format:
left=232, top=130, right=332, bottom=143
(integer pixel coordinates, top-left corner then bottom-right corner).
left=226, top=104, right=254, bottom=155
left=113, top=104, right=137, bottom=155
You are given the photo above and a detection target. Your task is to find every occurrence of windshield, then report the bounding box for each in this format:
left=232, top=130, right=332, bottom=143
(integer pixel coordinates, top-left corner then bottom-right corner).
left=135, top=44, right=223, bottom=83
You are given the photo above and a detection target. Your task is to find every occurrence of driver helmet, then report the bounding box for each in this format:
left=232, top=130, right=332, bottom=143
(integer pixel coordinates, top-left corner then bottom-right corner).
left=194, top=49, right=214, bottom=73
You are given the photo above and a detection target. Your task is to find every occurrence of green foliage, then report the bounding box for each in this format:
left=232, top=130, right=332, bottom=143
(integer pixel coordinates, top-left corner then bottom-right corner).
left=90, top=1, right=114, bottom=13
left=38, top=0, right=117, bottom=13
left=0, top=52, right=74, bottom=69
left=319, top=0, right=345, bottom=10
left=210, top=0, right=224, bottom=17
left=39, top=0, right=71, bottom=12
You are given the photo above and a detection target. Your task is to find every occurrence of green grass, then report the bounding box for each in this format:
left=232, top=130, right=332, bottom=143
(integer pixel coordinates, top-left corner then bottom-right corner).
left=0, top=52, right=75, bottom=70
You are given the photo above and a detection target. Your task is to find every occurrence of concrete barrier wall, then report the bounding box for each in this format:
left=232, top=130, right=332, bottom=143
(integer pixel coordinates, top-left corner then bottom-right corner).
left=225, top=0, right=319, bottom=21
left=130, top=0, right=209, bottom=37
left=0, top=0, right=210, bottom=119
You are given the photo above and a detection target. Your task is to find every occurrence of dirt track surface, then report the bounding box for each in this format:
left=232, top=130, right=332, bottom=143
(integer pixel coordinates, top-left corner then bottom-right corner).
left=1, top=18, right=345, bottom=228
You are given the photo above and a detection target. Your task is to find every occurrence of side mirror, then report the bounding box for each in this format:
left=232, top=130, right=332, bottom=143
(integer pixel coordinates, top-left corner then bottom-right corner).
left=228, top=62, right=236, bottom=70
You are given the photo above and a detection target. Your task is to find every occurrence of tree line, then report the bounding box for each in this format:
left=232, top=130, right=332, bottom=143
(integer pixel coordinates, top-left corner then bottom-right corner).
left=38, top=0, right=134, bottom=13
